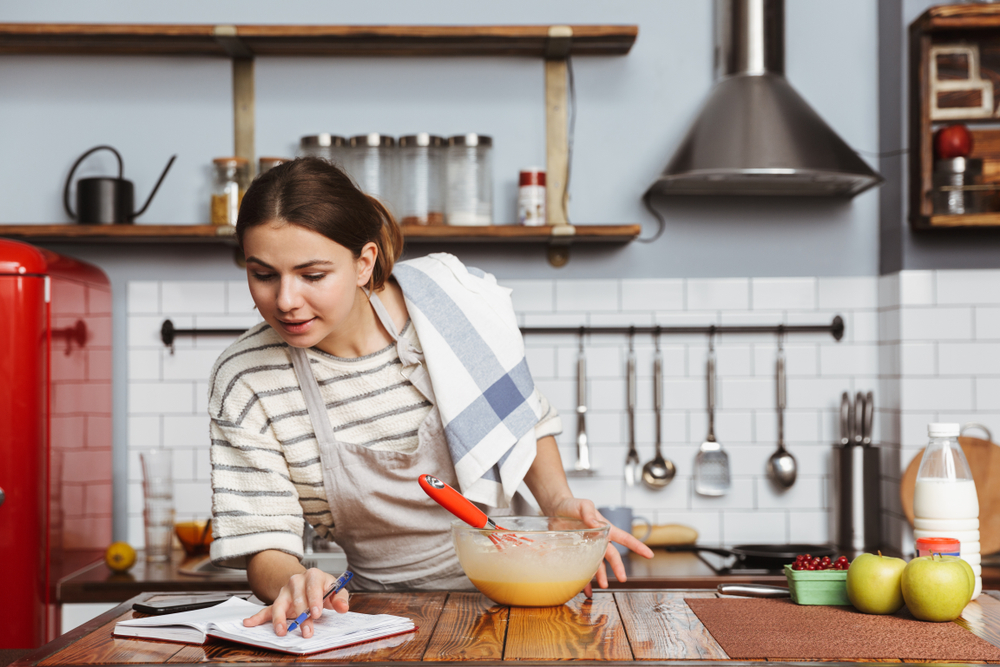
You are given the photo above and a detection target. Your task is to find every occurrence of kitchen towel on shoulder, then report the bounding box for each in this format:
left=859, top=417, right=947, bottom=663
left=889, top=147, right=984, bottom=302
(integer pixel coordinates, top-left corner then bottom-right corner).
left=393, top=252, right=543, bottom=508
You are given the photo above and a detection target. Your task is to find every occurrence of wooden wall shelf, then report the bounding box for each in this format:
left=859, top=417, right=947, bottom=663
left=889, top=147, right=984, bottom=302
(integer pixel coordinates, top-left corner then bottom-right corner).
left=0, top=22, right=640, bottom=264
left=0, top=223, right=641, bottom=245
left=910, top=5, right=1000, bottom=229
left=0, top=23, right=637, bottom=57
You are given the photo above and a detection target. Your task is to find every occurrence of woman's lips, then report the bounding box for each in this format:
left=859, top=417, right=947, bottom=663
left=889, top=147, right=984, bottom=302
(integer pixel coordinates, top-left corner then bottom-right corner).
left=279, top=318, right=314, bottom=334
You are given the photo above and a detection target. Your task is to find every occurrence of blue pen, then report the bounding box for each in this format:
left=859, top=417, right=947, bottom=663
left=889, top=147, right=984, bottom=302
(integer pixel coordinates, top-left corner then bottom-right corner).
left=286, top=570, right=353, bottom=634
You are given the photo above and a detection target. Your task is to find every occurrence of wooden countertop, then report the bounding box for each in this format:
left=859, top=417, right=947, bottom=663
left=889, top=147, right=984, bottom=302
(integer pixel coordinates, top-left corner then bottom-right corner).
left=18, top=589, right=1000, bottom=666
left=58, top=550, right=791, bottom=603
left=59, top=549, right=1000, bottom=603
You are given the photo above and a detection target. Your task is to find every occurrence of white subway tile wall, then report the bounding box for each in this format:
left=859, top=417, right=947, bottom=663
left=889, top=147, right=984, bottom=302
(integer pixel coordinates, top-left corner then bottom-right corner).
left=126, top=281, right=263, bottom=546
left=125, top=270, right=1000, bottom=554
left=878, top=270, right=1000, bottom=558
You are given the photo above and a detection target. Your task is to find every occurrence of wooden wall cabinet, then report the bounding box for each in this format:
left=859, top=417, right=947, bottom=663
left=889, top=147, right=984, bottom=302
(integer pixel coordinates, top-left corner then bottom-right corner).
left=0, top=23, right=641, bottom=264
left=911, top=4, right=1000, bottom=229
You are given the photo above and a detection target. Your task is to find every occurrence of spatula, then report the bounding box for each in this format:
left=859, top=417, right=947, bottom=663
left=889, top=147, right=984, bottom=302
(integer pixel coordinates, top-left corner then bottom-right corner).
left=694, top=337, right=731, bottom=496
left=418, top=474, right=531, bottom=548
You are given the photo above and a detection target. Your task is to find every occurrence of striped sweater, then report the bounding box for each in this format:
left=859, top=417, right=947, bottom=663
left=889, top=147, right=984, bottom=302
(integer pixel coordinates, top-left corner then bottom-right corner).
left=208, top=321, right=560, bottom=569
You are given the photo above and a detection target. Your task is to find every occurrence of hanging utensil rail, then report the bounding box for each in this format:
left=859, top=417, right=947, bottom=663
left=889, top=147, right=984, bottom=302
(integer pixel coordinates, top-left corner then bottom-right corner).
left=159, top=315, right=844, bottom=349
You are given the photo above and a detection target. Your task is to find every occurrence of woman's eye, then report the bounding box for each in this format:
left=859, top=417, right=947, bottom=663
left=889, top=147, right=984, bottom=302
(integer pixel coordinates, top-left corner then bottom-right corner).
left=251, top=272, right=276, bottom=282
left=303, top=274, right=326, bottom=282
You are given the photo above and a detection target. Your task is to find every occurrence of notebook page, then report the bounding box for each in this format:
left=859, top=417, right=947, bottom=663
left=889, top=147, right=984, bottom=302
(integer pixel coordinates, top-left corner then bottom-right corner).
left=115, top=597, right=260, bottom=630
left=206, top=610, right=415, bottom=654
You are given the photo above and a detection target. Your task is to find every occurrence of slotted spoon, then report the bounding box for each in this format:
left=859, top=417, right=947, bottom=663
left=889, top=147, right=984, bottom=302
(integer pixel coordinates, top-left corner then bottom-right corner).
left=694, top=337, right=731, bottom=496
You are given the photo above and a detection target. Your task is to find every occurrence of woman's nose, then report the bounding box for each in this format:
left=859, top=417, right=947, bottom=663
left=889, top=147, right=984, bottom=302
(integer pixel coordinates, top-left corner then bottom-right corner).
left=275, top=277, right=301, bottom=312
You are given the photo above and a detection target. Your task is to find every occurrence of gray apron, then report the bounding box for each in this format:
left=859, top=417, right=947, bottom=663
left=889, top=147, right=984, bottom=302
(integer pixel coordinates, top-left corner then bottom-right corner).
left=287, top=293, right=475, bottom=591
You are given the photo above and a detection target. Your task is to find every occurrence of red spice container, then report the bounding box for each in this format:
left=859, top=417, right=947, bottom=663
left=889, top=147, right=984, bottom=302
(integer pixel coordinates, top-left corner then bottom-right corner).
left=517, top=168, right=546, bottom=226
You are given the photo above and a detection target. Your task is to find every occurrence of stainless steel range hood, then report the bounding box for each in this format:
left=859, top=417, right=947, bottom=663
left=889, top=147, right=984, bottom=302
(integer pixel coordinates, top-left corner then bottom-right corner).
left=645, top=0, right=883, bottom=198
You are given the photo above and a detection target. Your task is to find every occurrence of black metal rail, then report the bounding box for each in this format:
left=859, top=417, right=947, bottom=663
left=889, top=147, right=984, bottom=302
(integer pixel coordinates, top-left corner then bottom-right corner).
left=160, top=315, right=844, bottom=348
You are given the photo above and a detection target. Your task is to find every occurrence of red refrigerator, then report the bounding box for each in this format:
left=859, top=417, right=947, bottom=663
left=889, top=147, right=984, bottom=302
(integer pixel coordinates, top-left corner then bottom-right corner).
left=0, top=238, right=113, bottom=649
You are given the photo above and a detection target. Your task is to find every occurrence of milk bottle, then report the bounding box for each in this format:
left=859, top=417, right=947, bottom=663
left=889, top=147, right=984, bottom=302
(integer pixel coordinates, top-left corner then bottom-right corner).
left=912, top=423, right=981, bottom=599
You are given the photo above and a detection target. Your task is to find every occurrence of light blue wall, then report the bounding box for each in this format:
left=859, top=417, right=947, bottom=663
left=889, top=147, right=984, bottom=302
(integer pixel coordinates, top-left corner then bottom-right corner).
left=2, top=1, right=881, bottom=540
left=2, top=0, right=881, bottom=280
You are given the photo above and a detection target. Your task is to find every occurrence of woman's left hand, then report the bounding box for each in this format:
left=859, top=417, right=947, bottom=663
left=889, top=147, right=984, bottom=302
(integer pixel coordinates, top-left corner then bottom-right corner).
left=548, top=496, right=654, bottom=596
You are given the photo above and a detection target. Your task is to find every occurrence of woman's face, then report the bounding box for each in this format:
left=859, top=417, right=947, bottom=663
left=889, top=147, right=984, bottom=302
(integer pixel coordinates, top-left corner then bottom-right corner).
left=243, top=220, right=376, bottom=350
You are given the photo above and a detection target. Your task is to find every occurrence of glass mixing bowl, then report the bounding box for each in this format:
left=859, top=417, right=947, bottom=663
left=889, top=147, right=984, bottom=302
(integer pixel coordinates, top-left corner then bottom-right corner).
left=451, top=516, right=610, bottom=607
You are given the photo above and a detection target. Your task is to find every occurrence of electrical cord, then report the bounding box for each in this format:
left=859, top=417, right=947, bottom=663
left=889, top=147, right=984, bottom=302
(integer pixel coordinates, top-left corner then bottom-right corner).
left=640, top=190, right=666, bottom=243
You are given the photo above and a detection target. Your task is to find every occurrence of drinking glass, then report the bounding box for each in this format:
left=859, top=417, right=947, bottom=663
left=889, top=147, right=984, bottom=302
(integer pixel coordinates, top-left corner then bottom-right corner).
left=141, top=450, right=175, bottom=563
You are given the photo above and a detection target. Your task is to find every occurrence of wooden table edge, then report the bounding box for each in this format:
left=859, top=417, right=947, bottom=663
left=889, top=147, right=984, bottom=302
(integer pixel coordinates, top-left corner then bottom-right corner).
left=11, top=590, right=252, bottom=667
left=15, top=590, right=1000, bottom=667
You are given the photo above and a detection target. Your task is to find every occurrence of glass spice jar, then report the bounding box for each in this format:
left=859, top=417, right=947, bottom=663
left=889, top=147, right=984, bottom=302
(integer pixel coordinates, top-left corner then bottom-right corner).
left=258, top=157, right=289, bottom=175
left=211, top=157, right=250, bottom=226
left=348, top=133, right=396, bottom=205
left=298, top=134, right=348, bottom=169
left=397, top=133, right=445, bottom=226
left=445, top=134, right=493, bottom=226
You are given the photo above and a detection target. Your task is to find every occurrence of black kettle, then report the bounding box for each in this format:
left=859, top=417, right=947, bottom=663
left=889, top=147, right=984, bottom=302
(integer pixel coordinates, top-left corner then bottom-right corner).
left=63, top=145, right=177, bottom=224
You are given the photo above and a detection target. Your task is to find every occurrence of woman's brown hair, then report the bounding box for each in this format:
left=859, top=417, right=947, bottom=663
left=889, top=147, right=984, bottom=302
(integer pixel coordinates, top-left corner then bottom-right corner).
left=235, top=157, right=404, bottom=292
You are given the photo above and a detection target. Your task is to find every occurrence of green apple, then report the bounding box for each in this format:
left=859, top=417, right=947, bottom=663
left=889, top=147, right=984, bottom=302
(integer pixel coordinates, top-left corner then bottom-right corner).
left=901, top=554, right=974, bottom=622
left=846, top=551, right=907, bottom=614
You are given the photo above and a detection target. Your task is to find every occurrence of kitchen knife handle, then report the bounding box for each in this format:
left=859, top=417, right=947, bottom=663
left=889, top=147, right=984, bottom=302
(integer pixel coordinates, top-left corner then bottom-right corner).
left=419, top=474, right=490, bottom=529
left=863, top=390, right=874, bottom=446
left=840, top=391, right=852, bottom=446
left=717, top=583, right=790, bottom=598
left=854, top=391, right=866, bottom=445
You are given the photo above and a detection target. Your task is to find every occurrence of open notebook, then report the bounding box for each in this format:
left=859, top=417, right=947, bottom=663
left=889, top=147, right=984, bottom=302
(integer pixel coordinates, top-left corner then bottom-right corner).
left=114, top=596, right=416, bottom=655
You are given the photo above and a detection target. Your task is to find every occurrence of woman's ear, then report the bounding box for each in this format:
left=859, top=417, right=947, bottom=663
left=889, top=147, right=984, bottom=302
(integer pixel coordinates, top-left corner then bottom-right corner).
left=356, top=241, right=378, bottom=287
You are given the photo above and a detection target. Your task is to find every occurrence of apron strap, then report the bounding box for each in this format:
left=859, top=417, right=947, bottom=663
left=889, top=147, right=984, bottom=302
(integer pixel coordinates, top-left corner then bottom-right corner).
left=288, top=347, right=338, bottom=448
left=368, top=291, right=401, bottom=341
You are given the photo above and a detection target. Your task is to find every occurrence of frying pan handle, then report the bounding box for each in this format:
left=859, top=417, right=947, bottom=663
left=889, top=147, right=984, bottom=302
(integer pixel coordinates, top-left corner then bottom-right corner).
left=663, top=544, right=735, bottom=558
left=419, top=474, right=490, bottom=529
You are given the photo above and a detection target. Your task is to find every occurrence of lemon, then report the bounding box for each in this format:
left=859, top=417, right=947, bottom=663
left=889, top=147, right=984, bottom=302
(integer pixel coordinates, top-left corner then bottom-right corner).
left=105, top=542, right=137, bottom=573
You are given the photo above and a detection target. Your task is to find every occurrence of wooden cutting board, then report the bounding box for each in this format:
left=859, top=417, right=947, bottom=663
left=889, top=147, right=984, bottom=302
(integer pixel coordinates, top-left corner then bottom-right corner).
left=900, top=435, right=1000, bottom=554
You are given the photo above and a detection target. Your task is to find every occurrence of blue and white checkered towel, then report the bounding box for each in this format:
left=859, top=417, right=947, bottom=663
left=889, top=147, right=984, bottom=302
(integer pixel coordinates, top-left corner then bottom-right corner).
left=393, top=253, right=542, bottom=508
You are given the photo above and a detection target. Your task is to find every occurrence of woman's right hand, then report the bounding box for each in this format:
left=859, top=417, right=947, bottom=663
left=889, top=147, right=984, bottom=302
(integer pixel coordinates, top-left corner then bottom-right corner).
left=243, top=567, right=350, bottom=638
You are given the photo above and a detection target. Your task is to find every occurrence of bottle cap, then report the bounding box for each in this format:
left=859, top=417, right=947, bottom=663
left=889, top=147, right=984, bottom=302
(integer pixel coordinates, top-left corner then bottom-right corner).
left=928, top=422, right=961, bottom=438
left=915, top=537, right=961, bottom=556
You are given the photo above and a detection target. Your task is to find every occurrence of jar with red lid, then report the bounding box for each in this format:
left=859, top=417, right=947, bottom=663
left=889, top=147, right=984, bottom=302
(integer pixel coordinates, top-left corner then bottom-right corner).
left=518, top=167, right=546, bottom=226
left=915, top=537, right=961, bottom=558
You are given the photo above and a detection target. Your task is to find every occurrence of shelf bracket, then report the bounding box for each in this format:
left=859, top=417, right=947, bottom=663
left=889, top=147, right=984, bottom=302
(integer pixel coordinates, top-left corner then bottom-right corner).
left=545, top=25, right=572, bottom=230
left=215, top=26, right=256, bottom=177
left=546, top=224, right=576, bottom=267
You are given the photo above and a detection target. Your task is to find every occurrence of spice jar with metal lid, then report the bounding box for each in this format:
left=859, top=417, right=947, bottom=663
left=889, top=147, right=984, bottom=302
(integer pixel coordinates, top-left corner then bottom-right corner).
left=211, top=157, right=250, bottom=226
left=298, top=134, right=347, bottom=168
left=348, top=133, right=396, bottom=206
left=397, top=133, right=445, bottom=226
left=258, top=157, right=289, bottom=175
left=446, top=134, right=493, bottom=226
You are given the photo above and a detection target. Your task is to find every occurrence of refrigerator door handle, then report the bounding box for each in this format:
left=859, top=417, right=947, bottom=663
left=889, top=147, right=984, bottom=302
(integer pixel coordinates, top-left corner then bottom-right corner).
left=0, top=486, right=4, bottom=507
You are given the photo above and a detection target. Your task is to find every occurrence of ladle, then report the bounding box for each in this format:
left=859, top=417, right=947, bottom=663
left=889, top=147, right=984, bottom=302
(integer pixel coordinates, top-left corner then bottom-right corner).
left=642, top=330, right=676, bottom=489
left=766, top=331, right=797, bottom=488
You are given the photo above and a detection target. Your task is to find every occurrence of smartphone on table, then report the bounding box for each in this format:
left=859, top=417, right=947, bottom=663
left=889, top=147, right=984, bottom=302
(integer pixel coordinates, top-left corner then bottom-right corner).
left=132, top=593, right=245, bottom=615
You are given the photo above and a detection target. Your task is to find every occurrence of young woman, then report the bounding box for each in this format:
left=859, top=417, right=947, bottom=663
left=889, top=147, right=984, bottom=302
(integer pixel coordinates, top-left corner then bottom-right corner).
left=208, top=158, right=652, bottom=637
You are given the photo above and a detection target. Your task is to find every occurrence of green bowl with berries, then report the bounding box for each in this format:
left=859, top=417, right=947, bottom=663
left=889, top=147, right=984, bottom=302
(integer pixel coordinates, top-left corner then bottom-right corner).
left=784, top=554, right=851, bottom=606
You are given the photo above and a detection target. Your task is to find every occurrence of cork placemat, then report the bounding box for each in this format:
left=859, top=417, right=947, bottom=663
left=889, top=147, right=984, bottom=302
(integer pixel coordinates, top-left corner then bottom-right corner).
left=685, top=597, right=1000, bottom=661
